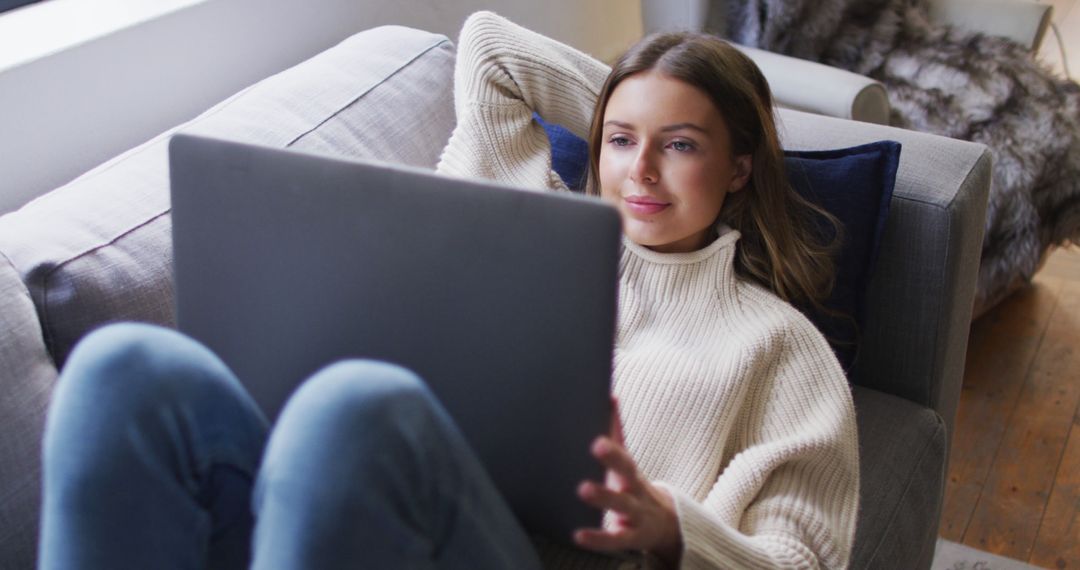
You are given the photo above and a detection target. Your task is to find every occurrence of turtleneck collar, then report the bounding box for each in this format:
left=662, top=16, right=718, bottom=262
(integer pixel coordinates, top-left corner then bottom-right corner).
left=617, top=225, right=742, bottom=308
left=620, top=224, right=741, bottom=265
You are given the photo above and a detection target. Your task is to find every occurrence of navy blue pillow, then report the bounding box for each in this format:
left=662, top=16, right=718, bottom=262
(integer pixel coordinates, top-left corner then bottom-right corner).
left=784, top=142, right=899, bottom=374
left=536, top=114, right=590, bottom=191
left=535, top=113, right=899, bottom=377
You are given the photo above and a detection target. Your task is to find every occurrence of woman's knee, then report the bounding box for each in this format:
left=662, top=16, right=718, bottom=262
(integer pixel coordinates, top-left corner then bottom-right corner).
left=57, top=323, right=235, bottom=409
left=47, top=323, right=245, bottom=457
left=275, top=360, right=439, bottom=448
left=257, top=361, right=446, bottom=514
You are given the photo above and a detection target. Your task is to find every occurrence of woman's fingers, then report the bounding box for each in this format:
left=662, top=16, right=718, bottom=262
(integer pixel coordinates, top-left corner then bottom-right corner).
left=576, top=436, right=681, bottom=555
left=609, top=396, right=625, bottom=446
left=592, top=437, right=639, bottom=491
left=573, top=527, right=635, bottom=552
left=579, top=437, right=644, bottom=522
left=576, top=435, right=683, bottom=556
left=577, top=480, right=638, bottom=515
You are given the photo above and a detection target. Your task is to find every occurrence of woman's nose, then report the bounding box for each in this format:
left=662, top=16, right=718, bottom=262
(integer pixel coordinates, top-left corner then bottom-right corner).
left=629, top=148, right=659, bottom=185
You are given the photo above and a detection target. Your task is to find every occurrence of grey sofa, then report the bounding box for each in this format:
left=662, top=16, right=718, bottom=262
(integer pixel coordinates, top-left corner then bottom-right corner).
left=0, top=23, right=989, bottom=569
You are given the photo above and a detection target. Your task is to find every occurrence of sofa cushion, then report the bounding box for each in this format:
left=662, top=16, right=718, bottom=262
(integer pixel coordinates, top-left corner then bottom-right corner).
left=784, top=142, right=899, bottom=374
left=850, top=386, right=946, bottom=569
left=0, top=26, right=457, bottom=367
left=0, top=253, right=58, bottom=569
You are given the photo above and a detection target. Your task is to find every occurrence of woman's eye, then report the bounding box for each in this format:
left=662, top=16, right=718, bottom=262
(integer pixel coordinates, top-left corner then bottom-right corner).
left=669, top=141, right=694, bottom=152
left=608, top=136, right=632, bottom=147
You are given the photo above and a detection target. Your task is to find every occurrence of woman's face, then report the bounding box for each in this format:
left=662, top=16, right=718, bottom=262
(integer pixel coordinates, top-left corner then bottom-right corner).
left=599, top=71, right=751, bottom=253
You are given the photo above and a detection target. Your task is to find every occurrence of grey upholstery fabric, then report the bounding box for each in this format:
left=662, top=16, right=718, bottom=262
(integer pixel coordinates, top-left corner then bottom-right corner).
left=0, top=26, right=456, bottom=368
left=850, top=386, right=946, bottom=570
left=778, top=110, right=989, bottom=568
left=776, top=108, right=991, bottom=438
left=0, top=254, right=59, bottom=570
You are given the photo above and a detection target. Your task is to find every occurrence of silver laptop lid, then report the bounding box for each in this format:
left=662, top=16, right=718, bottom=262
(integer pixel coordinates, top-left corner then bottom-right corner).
left=169, top=133, right=621, bottom=541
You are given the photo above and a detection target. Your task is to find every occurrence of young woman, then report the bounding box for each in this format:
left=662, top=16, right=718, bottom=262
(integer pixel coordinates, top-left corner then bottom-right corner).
left=39, top=11, right=858, bottom=570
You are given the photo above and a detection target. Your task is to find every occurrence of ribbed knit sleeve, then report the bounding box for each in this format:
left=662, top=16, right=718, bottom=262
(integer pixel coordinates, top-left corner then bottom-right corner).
left=655, top=307, right=860, bottom=570
left=436, top=11, right=610, bottom=191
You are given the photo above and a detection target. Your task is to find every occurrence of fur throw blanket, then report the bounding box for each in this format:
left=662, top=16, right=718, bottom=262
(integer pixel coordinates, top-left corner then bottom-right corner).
left=714, top=0, right=1080, bottom=314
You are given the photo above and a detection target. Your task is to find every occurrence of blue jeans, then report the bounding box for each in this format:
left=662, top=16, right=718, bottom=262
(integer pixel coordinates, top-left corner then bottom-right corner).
left=39, top=323, right=544, bottom=569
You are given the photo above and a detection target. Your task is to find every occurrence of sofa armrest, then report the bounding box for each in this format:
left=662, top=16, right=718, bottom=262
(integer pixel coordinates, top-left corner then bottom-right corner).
left=737, top=45, right=891, bottom=125
left=638, top=0, right=891, bottom=125
left=928, top=0, right=1053, bottom=50
left=0, top=253, right=58, bottom=569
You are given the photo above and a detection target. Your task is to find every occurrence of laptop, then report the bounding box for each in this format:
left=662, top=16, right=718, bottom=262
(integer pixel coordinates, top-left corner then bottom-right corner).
left=168, top=133, right=622, bottom=541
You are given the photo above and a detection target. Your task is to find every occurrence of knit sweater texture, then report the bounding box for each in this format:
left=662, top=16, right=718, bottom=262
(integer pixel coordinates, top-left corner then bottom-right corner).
left=436, top=12, right=860, bottom=569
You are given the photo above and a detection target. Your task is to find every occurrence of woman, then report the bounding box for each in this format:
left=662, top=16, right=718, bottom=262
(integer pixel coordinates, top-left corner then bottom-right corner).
left=39, top=11, right=858, bottom=570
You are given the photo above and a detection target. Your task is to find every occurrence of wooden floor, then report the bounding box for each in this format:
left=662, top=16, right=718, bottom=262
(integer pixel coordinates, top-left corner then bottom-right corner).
left=941, top=245, right=1080, bottom=569
left=941, top=5, right=1080, bottom=567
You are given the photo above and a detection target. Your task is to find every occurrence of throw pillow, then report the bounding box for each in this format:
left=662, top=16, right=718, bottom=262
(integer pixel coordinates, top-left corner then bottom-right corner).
left=784, top=142, right=899, bottom=374
left=536, top=113, right=590, bottom=192
left=534, top=113, right=900, bottom=377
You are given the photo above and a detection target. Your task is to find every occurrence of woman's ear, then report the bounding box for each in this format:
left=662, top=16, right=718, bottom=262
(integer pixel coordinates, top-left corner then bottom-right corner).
left=729, top=154, right=753, bottom=193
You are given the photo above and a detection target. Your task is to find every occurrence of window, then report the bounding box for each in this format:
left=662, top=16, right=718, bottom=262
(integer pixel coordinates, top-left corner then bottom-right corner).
left=0, top=0, right=41, bottom=15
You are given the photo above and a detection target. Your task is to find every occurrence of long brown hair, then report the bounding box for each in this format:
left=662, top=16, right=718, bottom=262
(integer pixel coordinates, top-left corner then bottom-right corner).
left=585, top=32, right=841, bottom=310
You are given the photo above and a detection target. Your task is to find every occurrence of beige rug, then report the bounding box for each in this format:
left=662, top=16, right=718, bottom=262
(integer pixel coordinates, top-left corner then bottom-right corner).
left=933, top=539, right=1045, bottom=570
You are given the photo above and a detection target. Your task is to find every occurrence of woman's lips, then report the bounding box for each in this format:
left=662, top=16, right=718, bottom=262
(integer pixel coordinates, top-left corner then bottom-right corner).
left=624, top=196, right=670, bottom=215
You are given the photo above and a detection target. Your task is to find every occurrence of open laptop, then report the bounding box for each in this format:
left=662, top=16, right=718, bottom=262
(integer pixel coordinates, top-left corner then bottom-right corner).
left=168, top=133, right=622, bottom=541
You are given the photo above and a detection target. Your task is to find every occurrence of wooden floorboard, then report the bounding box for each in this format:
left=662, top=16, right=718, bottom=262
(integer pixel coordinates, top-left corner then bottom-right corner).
left=1031, top=415, right=1080, bottom=569
left=962, top=280, right=1080, bottom=559
left=941, top=274, right=1064, bottom=541
left=944, top=246, right=1080, bottom=568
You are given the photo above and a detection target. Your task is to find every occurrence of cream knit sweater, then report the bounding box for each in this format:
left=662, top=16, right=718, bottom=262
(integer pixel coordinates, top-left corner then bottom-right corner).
left=436, top=12, right=860, bottom=570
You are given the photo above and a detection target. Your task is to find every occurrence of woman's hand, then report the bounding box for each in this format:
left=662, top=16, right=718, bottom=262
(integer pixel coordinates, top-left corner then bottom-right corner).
left=573, top=398, right=682, bottom=567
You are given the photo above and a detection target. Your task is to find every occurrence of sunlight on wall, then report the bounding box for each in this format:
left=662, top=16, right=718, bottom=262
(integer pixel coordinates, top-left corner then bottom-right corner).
left=0, top=0, right=206, bottom=72
left=0, top=0, right=642, bottom=213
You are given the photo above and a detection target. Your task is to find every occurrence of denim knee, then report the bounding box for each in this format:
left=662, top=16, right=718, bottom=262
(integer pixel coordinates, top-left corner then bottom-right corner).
left=281, top=360, right=435, bottom=440
left=259, top=360, right=442, bottom=483
left=53, top=322, right=236, bottom=418
left=41, top=324, right=267, bottom=570
left=45, top=322, right=256, bottom=477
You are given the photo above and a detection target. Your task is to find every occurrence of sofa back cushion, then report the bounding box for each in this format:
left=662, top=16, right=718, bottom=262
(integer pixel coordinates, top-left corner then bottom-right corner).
left=0, top=26, right=457, bottom=367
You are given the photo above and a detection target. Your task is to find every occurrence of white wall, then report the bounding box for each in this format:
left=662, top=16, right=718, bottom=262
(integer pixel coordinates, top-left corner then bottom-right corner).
left=0, top=0, right=642, bottom=214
